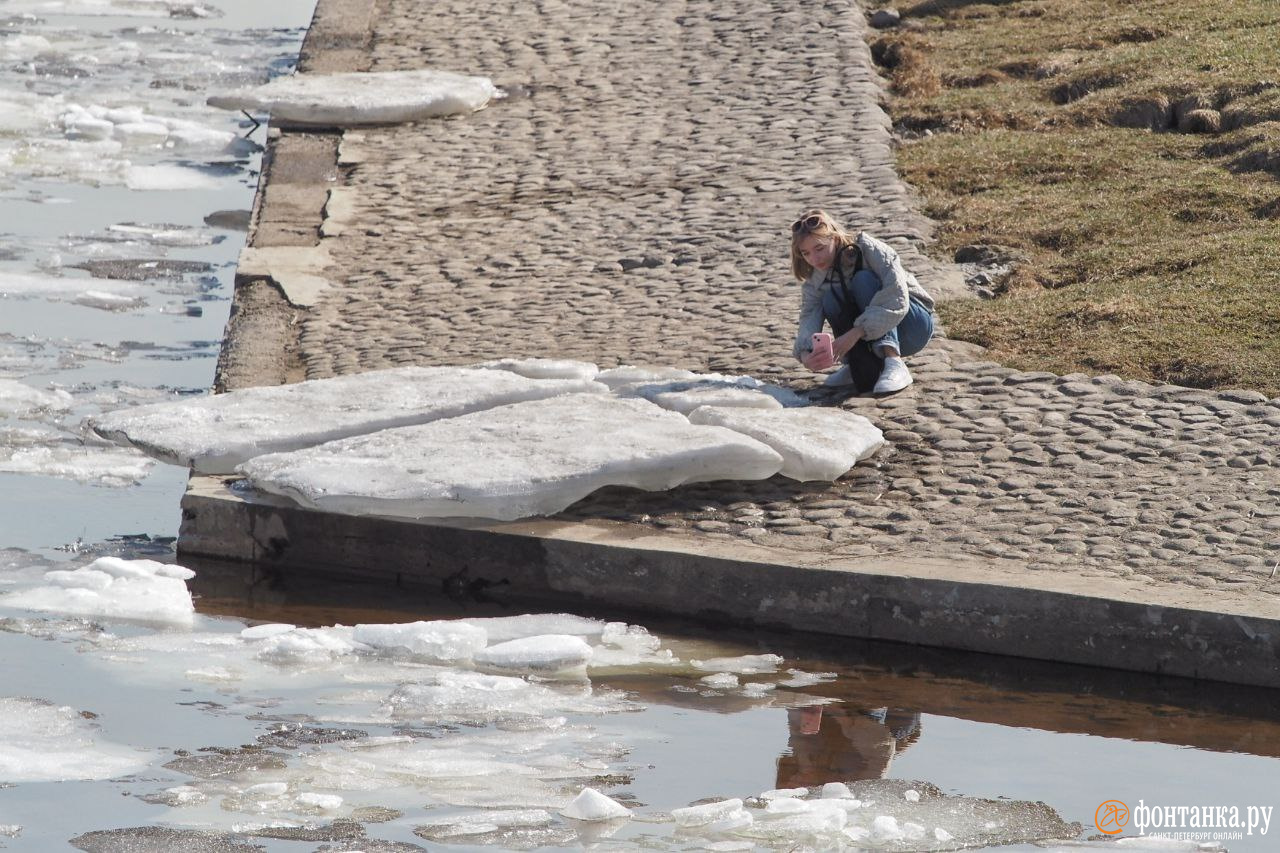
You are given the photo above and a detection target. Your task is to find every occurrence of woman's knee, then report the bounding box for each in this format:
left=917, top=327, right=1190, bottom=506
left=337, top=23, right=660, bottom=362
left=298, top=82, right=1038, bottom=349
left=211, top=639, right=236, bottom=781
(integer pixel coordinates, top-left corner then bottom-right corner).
left=896, top=303, right=935, bottom=357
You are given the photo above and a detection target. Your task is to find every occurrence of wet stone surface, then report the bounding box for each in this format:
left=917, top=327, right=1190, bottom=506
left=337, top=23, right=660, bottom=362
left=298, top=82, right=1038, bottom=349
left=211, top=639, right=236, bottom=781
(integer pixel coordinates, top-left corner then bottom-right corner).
left=269, top=0, right=1280, bottom=600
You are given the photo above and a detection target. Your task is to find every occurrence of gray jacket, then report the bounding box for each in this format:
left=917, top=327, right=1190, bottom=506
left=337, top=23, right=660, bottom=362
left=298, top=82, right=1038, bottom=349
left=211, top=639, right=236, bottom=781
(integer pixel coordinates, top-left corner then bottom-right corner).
left=792, top=232, right=935, bottom=361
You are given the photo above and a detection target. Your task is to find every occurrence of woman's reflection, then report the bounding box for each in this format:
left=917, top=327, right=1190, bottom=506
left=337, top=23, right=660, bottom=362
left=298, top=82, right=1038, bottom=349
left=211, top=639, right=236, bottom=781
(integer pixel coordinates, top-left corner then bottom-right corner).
left=777, top=704, right=922, bottom=787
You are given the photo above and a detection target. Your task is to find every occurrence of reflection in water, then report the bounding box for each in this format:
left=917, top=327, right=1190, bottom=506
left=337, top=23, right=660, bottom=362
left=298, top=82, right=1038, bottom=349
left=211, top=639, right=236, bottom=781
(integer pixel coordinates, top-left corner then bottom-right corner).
left=778, top=704, right=921, bottom=788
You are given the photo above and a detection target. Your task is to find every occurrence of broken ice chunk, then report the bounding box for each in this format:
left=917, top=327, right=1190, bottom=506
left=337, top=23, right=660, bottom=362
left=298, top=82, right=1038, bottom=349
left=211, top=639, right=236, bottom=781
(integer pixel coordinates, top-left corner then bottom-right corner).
left=687, top=405, right=885, bottom=480
left=691, top=654, right=783, bottom=675
left=473, top=635, right=594, bottom=674
left=560, top=787, right=631, bottom=821
left=352, top=620, right=487, bottom=662
left=672, top=798, right=746, bottom=828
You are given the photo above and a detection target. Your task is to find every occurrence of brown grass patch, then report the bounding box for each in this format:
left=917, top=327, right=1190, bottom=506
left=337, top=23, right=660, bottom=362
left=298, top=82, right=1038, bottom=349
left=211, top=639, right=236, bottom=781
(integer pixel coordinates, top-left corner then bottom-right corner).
left=1050, top=70, right=1129, bottom=105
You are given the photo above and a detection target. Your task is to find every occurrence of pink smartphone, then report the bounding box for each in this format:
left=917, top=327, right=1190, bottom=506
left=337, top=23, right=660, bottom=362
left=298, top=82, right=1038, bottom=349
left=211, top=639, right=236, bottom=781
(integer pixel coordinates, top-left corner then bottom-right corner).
left=811, top=332, right=835, bottom=366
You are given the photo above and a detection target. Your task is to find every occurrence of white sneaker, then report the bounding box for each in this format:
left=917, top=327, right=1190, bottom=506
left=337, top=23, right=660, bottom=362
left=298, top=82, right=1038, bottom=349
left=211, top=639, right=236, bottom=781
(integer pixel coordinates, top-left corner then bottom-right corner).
left=873, top=356, right=913, bottom=394
left=823, top=364, right=854, bottom=387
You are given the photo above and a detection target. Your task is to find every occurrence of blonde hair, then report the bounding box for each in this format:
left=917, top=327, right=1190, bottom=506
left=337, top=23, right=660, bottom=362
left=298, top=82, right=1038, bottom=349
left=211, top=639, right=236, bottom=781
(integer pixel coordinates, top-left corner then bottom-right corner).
left=790, top=208, right=856, bottom=281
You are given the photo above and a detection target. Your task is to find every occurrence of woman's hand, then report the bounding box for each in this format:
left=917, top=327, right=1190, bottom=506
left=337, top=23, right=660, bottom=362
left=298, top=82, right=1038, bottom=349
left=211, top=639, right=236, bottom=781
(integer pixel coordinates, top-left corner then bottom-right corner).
left=832, top=327, right=864, bottom=361
left=801, top=348, right=835, bottom=371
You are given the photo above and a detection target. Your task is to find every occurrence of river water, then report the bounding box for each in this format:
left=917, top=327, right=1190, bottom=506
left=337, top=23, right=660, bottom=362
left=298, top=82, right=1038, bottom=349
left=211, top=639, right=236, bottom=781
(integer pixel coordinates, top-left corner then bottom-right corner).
left=1, top=1, right=1278, bottom=851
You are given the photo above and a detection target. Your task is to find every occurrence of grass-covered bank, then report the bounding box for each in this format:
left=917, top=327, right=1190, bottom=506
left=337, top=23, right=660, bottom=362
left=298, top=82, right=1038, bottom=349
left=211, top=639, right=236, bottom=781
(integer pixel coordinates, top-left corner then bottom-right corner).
left=870, top=0, right=1280, bottom=394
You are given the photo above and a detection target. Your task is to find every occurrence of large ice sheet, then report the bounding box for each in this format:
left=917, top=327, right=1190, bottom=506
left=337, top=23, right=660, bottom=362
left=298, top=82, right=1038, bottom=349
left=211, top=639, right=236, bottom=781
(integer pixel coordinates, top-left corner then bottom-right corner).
left=237, top=394, right=784, bottom=520
left=0, top=698, right=150, bottom=783
left=688, top=405, right=885, bottom=481
left=90, top=366, right=606, bottom=474
left=208, top=69, right=499, bottom=126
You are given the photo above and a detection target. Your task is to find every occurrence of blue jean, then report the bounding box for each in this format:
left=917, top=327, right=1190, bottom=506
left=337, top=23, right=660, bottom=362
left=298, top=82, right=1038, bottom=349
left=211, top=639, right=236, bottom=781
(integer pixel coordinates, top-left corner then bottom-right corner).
left=821, top=269, right=934, bottom=357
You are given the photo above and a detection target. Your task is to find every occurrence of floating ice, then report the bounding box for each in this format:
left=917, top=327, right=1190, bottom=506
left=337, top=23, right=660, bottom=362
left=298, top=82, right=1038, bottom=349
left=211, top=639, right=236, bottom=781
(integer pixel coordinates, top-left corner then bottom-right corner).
left=91, top=366, right=605, bottom=474
left=352, top=620, right=487, bottom=663
left=0, top=698, right=150, bottom=782
left=560, top=787, right=631, bottom=821
left=474, top=635, right=594, bottom=674
left=672, top=798, right=750, bottom=829
left=102, top=222, right=220, bottom=247
left=821, top=782, right=855, bottom=799
left=0, top=379, right=73, bottom=416
left=688, top=405, right=885, bottom=480
left=382, top=670, right=632, bottom=725
left=759, top=787, right=809, bottom=800
left=777, top=668, right=838, bottom=687
left=125, top=164, right=222, bottom=191
left=239, top=394, right=784, bottom=521
left=466, top=613, right=609, bottom=644
left=240, top=623, right=296, bottom=640
left=208, top=68, right=499, bottom=126
left=4, top=0, right=217, bottom=18
left=0, top=270, right=142, bottom=305
left=416, top=808, right=556, bottom=839
left=691, top=654, right=783, bottom=675
left=71, top=290, right=147, bottom=311
left=252, top=626, right=359, bottom=664
left=476, top=357, right=599, bottom=381
left=0, top=440, right=154, bottom=487
left=1, top=556, right=194, bottom=625
left=699, top=673, right=739, bottom=689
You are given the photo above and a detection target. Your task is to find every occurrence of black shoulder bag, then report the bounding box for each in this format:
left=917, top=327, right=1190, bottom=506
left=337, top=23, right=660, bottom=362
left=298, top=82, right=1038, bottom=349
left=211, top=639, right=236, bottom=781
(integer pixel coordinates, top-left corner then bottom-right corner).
left=825, top=244, right=884, bottom=393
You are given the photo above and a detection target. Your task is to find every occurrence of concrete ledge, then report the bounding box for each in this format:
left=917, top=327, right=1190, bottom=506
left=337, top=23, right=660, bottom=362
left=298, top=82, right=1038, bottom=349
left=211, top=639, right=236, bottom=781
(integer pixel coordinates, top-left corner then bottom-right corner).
left=179, top=475, right=1280, bottom=689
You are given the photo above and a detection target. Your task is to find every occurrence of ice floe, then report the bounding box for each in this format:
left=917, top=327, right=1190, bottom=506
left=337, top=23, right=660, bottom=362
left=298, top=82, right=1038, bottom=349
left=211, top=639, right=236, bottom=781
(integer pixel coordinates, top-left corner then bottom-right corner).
left=0, top=697, right=150, bottom=782
left=238, top=393, right=784, bottom=520
left=91, top=366, right=606, bottom=473
left=474, top=635, right=595, bottom=674
left=352, top=620, right=488, bottom=663
left=0, top=436, right=154, bottom=486
left=0, top=270, right=144, bottom=307
left=1, top=556, right=194, bottom=625
left=208, top=68, right=500, bottom=126
left=688, top=404, right=885, bottom=481
left=560, top=787, right=631, bottom=821
left=0, top=379, right=73, bottom=416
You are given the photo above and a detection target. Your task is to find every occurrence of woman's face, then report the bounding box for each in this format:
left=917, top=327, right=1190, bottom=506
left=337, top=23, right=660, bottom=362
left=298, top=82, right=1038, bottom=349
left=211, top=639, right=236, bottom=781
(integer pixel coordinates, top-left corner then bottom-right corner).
left=797, top=233, right=836, bottom=272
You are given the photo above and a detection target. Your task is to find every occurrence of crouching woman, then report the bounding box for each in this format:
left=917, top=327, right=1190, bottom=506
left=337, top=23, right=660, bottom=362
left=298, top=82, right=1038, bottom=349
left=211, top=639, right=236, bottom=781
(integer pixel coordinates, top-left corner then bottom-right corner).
left=790, top=209, right=935, bottom=394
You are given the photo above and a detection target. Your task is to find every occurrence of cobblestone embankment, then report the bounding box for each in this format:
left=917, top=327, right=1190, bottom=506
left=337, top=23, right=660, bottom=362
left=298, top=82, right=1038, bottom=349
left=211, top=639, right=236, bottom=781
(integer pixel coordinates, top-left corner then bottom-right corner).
left=196, top=0, right=1280, bottom=685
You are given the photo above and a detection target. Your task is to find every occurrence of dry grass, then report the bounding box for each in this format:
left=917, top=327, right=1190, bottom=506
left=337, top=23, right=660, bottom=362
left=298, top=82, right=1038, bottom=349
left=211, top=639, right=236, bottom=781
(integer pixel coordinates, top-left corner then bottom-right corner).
left=871, top=0, right=1280, bottom=394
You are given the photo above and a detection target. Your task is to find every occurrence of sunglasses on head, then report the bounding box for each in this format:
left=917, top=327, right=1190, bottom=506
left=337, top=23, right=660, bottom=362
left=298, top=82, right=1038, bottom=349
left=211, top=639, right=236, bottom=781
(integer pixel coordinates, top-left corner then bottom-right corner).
left=791, top=214, right=822, bottom=233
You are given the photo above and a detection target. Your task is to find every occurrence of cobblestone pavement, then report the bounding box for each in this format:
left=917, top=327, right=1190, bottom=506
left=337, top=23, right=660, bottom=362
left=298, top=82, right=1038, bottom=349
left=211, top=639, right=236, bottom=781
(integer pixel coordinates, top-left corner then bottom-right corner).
left=287, top=0, right=1280, bottom=600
